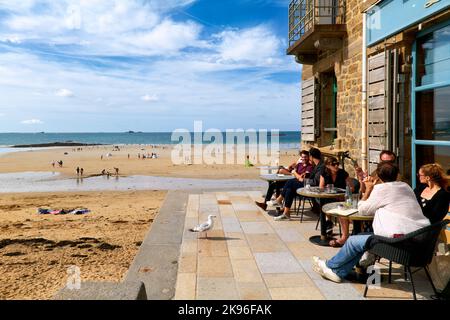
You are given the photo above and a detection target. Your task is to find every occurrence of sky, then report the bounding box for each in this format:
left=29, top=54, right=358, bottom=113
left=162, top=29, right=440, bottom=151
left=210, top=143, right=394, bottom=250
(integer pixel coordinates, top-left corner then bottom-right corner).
left=0, top=0, right=302, bottom=132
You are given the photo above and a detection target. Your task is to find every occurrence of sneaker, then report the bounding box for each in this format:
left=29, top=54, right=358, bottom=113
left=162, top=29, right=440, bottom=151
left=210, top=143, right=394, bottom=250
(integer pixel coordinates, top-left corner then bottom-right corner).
left=312, top=256, right=342, bottom=283
left=358, top=252, right=377, bottom=268
left=267, top=200, right=282, bottom=207
left=274, top=214, right=291, bottom=221
left=255, top=201, right=267, bottom=211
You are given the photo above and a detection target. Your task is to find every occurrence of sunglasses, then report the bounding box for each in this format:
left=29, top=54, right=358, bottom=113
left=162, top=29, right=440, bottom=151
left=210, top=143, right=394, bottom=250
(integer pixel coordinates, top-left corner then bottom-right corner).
left=331, top=162, right=339, bottom=166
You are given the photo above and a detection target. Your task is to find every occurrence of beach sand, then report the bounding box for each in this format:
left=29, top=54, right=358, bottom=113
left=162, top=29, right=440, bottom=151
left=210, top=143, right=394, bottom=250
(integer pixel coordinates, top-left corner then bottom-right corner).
left=0, top=145, right=300, bottom=179
left=0, top=190, right=166, bottom=300
left=0, top=145, right=300, bottom=299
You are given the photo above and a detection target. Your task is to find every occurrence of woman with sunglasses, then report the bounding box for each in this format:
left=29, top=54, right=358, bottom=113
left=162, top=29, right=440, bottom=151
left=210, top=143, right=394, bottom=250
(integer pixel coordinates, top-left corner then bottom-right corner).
left=319, top=157, right=354, bottom=247
left=414, top=163, right=449, bottom=224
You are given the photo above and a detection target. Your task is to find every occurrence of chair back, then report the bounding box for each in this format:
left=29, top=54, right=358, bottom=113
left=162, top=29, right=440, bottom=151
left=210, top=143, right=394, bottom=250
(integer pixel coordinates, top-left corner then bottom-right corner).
left=368, top=220, right=450, bottom=267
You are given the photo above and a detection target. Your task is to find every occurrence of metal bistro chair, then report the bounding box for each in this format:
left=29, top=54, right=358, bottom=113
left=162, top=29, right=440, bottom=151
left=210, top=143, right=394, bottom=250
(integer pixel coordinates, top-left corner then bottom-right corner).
left=363, top=219, right=450, bottom=300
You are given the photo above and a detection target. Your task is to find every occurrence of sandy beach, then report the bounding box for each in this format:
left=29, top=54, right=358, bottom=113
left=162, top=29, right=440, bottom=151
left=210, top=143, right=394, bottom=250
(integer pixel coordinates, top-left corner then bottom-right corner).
left=0, top=145, right=299, bottom=299
left=0, top=145, right=300, bottom=180
left=0, top=190, right=166, bottom=300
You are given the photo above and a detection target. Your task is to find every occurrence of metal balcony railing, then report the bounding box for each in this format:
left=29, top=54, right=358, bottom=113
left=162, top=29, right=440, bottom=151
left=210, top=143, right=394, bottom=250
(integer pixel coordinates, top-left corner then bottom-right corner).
left=288, top=0, right=346, bottom=47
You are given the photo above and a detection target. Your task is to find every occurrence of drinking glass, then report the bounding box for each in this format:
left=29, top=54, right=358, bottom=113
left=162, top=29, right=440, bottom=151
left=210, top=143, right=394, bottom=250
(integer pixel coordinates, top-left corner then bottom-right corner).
left=352, top=194, right=359, bottom=209
left=305, top=178, right=311, bottom=190
left=326, top=184, right=334, bottom=193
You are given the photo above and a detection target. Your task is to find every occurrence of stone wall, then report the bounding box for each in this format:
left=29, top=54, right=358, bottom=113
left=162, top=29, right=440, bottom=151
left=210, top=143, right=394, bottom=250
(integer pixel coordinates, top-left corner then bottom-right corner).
left=301, top=0, right=364, bottom=176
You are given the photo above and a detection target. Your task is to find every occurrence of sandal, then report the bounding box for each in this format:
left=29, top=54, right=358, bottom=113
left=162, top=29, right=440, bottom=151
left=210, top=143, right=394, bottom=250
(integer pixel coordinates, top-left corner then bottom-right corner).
left=329, top=239, right=345, bottom=247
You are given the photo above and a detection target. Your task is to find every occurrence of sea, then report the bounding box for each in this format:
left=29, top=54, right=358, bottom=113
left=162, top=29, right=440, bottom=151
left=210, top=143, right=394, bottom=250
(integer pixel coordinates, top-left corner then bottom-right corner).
left=0, top=131, right=301, bottom=151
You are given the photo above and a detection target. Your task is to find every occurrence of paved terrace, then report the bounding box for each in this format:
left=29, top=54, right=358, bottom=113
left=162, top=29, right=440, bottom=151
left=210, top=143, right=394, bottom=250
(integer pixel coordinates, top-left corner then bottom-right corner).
left=171, top=191, right=436, bottom=300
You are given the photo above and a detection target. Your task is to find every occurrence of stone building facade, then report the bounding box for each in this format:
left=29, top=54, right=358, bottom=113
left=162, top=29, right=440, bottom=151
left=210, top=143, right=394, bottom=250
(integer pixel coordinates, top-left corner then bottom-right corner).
left=288, top=0, right=365, bottom=176
left=288, top=0, right=450, bottom=183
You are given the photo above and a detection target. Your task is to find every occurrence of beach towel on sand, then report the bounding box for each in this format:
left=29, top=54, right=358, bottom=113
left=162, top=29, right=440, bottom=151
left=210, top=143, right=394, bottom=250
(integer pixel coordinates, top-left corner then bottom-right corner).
left=37, top=208, right=91, bottom=215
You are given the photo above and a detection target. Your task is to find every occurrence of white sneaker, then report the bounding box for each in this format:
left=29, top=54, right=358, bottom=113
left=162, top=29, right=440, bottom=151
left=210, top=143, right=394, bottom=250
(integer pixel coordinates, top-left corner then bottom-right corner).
left=267, top=200, right=282, bottom=207
left=312, top=256, right=342, bottom=283
left=358, top=252, right=377, bottom=268
left=274, top=214, right=291, bottom=221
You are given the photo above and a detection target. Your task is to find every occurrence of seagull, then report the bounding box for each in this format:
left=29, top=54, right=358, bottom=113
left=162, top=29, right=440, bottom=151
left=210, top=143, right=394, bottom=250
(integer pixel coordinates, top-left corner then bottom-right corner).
left=189, top=215, right=216, bottom=239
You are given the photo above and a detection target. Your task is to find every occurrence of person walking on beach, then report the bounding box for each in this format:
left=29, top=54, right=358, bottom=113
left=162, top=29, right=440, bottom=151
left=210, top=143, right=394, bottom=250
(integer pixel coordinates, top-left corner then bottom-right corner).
left=128, top=154, right=130, bottom=159
left=76, top=167, right=80, bottom=176
left=101, top=154, right=103, bottom=160
left=58, top=160, right=63, bottom=167
left=52, top=161, right=55, bottom=168
left=80, top=168, right=84, bottom=176
left=114, top=167, right=119, bottom=176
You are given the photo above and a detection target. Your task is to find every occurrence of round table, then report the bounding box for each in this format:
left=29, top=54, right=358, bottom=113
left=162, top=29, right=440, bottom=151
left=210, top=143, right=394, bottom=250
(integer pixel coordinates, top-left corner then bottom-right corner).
left=259, top=174, right=295, bottom=182
left=297, top=187, right=346, bottom=246
left=322, top=202, right=375, bottom=222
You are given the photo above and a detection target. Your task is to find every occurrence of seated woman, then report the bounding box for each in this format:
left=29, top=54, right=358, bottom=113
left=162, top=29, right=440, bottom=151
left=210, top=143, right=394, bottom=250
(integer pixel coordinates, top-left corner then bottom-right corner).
left=319, top=157, right=354, bottom=247
left=414, top=163, right=450, bottom=224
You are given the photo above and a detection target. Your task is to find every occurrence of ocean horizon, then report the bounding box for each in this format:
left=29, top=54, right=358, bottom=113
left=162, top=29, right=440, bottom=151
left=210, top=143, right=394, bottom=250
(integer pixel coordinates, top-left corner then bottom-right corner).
left=0, top=131, right=302, bottom=149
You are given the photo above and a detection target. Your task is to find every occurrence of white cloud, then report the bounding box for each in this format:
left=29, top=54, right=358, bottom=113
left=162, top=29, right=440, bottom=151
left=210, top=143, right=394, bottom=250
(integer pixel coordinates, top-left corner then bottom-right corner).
left=21, top=119, right=44, bottom=125
left=214, top=25, right=282, bottom=65
left=0, top=0, right=203, bottom=56
left=141, top=94, right=159, bottom=102
left=55, top=88, right=74, bottom=97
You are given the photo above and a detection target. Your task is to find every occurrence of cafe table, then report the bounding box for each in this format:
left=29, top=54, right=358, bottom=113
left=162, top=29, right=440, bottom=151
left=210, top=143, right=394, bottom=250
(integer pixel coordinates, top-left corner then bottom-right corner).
left=322, top=202, right=374, bottom=235
left=297, top=186, right=346, bottom=246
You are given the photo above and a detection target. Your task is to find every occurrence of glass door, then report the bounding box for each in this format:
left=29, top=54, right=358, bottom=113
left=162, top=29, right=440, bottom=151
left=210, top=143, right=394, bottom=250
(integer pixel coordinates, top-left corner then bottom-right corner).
left=412, top=21, right=450, bottom=188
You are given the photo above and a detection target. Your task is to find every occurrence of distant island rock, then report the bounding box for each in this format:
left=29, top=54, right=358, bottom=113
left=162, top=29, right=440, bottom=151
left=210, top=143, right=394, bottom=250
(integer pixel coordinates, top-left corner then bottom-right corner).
left=12, top=142, right=104, bottom=148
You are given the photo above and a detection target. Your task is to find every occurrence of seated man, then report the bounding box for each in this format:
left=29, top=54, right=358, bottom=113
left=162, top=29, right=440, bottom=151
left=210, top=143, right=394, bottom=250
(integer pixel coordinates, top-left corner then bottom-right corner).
left=312, top=162, right=430, bottom=283
left=255, top=150, right=313, bottom=211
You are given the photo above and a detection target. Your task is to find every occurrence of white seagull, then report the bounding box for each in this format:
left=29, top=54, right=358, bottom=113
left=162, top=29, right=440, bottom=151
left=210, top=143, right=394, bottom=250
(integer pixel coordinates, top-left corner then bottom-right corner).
left=189, top=215, right=216, bottom=239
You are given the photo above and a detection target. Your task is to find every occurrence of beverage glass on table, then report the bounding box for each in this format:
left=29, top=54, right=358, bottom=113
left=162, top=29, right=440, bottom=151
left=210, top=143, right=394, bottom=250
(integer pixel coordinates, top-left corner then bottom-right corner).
left=305, top=178, right=311, bottom=190
left=326, top=184, right=334, bottom=193
left=352, top=194, right=359, bottom=209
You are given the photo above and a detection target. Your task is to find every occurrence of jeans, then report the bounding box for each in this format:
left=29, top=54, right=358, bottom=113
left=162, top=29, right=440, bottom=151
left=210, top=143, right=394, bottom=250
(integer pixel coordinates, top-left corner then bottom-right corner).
left=281, top=178, right=304, bottom=209
left=326, top=234, right=372, bottom=278
left=264, top=181, right=287, bottom=202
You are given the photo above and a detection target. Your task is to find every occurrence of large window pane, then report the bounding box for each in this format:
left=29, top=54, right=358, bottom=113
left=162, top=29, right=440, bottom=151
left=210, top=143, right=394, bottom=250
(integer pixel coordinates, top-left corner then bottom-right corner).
left=415, top=145, right=450, bottom=185
left=416, top=86, right=450, bottom=141
left=416, top=24, right=450, bottom=87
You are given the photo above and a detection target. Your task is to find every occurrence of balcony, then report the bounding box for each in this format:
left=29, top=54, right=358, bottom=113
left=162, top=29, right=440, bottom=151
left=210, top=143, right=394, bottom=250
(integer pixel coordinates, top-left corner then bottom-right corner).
left=287, top=0, right=347, bottom=64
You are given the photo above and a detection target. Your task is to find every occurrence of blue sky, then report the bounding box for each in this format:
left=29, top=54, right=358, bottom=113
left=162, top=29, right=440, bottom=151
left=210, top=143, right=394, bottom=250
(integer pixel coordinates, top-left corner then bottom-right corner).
left=0, top=0, right=301, bottom=132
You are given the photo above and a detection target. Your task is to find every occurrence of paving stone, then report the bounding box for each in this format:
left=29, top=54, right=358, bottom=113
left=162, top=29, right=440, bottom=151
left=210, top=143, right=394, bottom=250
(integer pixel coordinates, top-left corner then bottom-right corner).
left=198, top=237, right=229, bottom=257
left=180, top=239, right=198, bottom=254
left=198, top=256, right=233, bottom=278
left=174, top=273, right=197, bottom=300
left=275, top=228, right=306, bottom=242
left=219, top=205, right=236, bottom=218
left=241, top=222, right=275, bottom=234
left=263, top=273, right=314, bottom=288
left=225, top=232, right=249, bottom=247
left=288, top=242, right=324, bottom=259
left=236, top=282, right=271, bottom=300
left=254, top=252, right=303, bottom=274
left=314, top=279, right=364, bottom=300
left=246, top=234, right=288, bottom=253
left=197, top=278, right=239, bottom=300
left=221, top=217, right=243, bottom=232
left=178, top=253, right=197, bottom=274
left=228, top=246, right=254, bottom=260
left=233, top=203, right=259, bottom=211
left=269, top=286, right=325, bottom=300
left=235, top=210, right=267, bottom=222
left=231, top=259, right=264, bottom=283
